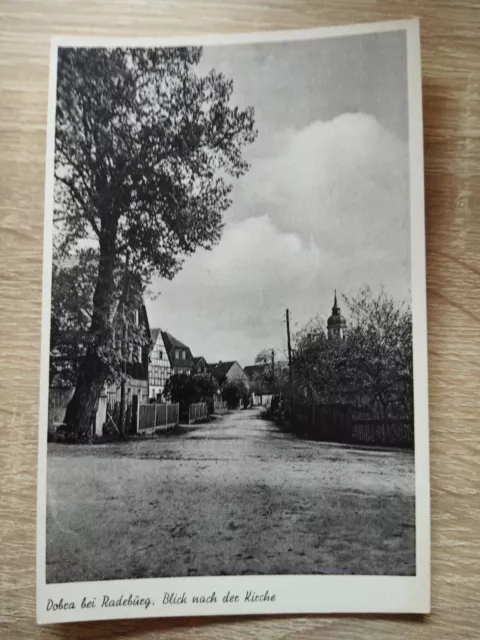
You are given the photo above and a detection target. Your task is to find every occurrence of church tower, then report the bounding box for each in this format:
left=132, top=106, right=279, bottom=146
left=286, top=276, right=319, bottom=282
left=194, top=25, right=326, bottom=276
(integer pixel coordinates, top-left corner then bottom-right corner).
left=327, top=290, right=347, bottom=340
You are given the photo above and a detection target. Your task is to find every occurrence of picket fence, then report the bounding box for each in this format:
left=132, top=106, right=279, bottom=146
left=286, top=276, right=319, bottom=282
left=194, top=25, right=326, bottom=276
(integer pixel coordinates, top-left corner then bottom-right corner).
left=188, top=402, right=208, bottom=424
left=137, top=402, right=179, bottom=434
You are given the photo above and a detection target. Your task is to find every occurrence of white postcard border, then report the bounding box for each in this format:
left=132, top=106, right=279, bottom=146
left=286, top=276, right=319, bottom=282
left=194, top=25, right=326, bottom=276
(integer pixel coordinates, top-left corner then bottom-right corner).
left=37, top=18, right=430, bottom=625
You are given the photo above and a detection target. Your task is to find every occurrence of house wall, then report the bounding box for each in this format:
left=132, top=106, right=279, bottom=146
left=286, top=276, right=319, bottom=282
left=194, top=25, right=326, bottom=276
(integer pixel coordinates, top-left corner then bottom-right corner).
left=95, top=392, right=107, bottom=436
left=194, top=358, right=208, bottom=374
left=125, top=305, right=150, bottom=381
left=173, top=367, right=191, bottom=375
left=149, top=332, right=172, bottom=400
left=107, top=379, right=149, bottom=405
left=225, top=362, right=250, bottom=389
left=251, top=392, right=273, bottom=407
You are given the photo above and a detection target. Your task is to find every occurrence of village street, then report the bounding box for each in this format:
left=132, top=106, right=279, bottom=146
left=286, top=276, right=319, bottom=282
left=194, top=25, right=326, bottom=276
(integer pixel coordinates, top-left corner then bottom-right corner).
left=46, top=407, right=415, bottom=583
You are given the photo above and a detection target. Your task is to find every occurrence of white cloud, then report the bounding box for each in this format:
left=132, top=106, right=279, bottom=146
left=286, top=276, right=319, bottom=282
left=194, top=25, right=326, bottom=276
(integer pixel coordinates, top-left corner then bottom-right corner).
left=232, top=112, right=410, bottom=265
left=147, top=216, right=328, bottom=365
left=147, top=113, right=412, bottom=366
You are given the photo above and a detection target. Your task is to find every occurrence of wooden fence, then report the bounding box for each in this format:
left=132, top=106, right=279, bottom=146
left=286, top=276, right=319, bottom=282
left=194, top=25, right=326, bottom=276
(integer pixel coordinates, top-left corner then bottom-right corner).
left=137, top=402, right=179, bottom=434
left=291, top=403, right=413, bottom=449
left=189, top=402, right=208, bottom=424
left=350, top=408, right=413, bottom=448
left=213, top=398, right=228, bottom=414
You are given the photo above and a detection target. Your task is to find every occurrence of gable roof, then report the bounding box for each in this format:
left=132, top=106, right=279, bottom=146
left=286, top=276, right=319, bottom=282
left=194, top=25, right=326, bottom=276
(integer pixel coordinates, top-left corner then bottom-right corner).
left=208, top=361, right=242, bottom=383
left=193, top=356, right=206, bottom=371
left=140, top=304, right=151, bottom=342
left=161, top=331, right=194, bottom=369
left=162, top=331, right=189, bottom=351
left=244, top=365, right=261, bottom=381
left=150, top=328, right=161, bottom=348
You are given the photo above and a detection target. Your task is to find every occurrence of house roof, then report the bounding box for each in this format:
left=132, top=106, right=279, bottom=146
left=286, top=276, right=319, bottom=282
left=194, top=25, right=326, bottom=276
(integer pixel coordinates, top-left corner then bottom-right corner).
left=140, top=304, right=151, bottom=342
left=161, top=331, right=194, bottom=369
left=162, top=331, right=189, bottom=350
left=208, top=361, right=239, bottom=383
left=193, top=356, right=206, bottom=366
left=150, top=328, right=161, bottom=349
left=243, top=364, right=274, bottom=394
left=243, top=365, right=261, bottom=381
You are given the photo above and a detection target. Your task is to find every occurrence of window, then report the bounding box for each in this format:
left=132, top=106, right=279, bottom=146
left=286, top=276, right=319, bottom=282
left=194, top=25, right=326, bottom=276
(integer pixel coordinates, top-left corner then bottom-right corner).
left=175, top=350, right=179, bottom=360
left=138, top=345, right=142, bottom=363
left=134, top=310, right=139, bottom=326
left=182, top=351, right=186, bottom=360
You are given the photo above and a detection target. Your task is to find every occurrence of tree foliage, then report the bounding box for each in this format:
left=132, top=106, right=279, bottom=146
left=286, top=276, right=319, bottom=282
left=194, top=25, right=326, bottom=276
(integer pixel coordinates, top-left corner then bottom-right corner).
left=54, top=46, right=257, bottom=434
left=50, top=248, right=96, bottom=387
left=164, top=373, right=196, bottom=410
left=221, top=379, right=249, bottom=409
left=163, top=373, right=219, bottom=411
left=253, top=349, right=274, bottom=390
left=292, top=287, right=413, bottom=415
left=55, top=47, right=257, bottom=275
left=192, top=373, right=219, bottom=401
left=252, top=349, right=289, bottom=394
left=50, top=248, right=148, bottom=387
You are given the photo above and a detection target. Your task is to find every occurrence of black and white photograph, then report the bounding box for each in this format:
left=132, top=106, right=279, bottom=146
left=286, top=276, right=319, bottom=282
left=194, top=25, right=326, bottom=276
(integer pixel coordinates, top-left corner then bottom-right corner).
left=37, top=19, right=430, bottom=623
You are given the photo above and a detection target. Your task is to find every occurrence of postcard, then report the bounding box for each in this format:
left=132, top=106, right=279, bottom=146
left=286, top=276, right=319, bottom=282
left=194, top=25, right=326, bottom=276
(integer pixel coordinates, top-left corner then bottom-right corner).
left=37, top=18, right=430, bottom=624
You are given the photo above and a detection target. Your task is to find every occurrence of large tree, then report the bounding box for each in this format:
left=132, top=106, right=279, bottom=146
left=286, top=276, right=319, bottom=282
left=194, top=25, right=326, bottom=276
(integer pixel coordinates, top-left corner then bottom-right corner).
left=343, top=287, right=413, bottom=415
left=292, top=287, right=413, bottom=414
left=54, top=47, right=256, bottom=435
left=253, top=349, right=289, bottom=395
left=50, top=247, right=147, bottom=390
left=221, top=378, right=249, bottom=409
left=163, top=372, right=219, bottom=412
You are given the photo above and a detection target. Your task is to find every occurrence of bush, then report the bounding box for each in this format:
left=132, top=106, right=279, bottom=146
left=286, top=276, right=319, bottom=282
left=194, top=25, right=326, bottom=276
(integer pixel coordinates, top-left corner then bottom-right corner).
left=221, top=379, right=249, bottom=409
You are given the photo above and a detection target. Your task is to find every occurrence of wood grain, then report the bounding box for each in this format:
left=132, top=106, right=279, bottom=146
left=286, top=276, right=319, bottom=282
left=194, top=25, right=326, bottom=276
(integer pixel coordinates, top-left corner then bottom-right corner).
left=1, top=1, right=479, bottom=637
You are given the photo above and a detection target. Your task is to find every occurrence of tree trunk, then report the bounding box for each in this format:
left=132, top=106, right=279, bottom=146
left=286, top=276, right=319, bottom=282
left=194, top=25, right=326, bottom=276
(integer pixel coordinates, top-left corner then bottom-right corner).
left=64, top=355, right=109, bottom=437
left=64, top=223, right=118, bottom=436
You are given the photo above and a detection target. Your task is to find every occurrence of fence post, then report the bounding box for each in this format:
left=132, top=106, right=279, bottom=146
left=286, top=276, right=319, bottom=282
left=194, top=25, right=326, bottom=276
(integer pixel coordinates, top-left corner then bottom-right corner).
left=131, top=394, right=138, bottom=435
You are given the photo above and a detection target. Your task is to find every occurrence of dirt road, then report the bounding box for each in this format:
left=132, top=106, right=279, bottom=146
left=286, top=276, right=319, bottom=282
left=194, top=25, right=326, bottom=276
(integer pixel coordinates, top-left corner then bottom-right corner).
left=46, top=407, right=415, bottom=582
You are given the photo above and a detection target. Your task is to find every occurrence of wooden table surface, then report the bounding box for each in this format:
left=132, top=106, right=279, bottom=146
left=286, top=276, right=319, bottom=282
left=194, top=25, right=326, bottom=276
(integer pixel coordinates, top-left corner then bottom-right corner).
left=1, top=1, right=479, bottom=638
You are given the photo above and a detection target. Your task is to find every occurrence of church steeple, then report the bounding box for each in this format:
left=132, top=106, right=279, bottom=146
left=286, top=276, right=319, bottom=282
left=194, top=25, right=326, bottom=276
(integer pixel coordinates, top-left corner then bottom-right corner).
left=327, top=289, right=346, bottom=340
left=332, top=289, right=340, bottom=315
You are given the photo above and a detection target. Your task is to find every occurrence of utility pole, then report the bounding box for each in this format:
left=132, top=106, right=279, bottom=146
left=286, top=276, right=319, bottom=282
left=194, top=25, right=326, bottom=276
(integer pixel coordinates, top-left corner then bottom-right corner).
left=271, top=348, right=275, bottom=393
left=210, top=370, right=214, bottom=412
left=286, top=309, right=293, bottom=389
left=286, top=308, right=294, bottom=418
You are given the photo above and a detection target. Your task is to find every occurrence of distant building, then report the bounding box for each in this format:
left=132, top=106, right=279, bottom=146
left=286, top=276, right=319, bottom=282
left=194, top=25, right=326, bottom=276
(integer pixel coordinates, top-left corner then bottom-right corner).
left=208, top=360, right=250, bottom=409
left=327, top=290, right=347, bottom=340
left=209, top=361, right=249, bottom=388
left=192, top=356, right=208, bottom=374
left=107, top=303, right=151, bottom=407
left=162, top=331, right=194, bottom=375
left=243, top=365, right=261, bottom=385
left=148, top=329, right=172, bottom=400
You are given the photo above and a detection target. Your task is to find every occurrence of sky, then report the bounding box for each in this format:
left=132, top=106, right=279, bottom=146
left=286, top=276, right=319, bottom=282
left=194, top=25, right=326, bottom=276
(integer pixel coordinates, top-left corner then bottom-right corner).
left=145, top=30, right=411, bottom=367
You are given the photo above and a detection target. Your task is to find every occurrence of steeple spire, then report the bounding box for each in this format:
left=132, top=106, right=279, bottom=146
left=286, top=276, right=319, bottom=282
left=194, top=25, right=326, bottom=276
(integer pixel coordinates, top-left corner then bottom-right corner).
left=327, top=289, right=346, bottom=340
left=332, top=289, right=340, bottom=315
